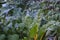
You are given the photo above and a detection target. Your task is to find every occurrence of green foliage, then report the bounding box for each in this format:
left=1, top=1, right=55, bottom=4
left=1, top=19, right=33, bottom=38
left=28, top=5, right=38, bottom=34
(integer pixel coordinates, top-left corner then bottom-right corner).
left=23, top=37, right=28, bottom=40
left=0, top=34, right=5, bottom=40
left=29, top=23, right=38, bottom=38
left=8, top=34, right=19, bottom=40
left=0, top=0, right=60, bottom=40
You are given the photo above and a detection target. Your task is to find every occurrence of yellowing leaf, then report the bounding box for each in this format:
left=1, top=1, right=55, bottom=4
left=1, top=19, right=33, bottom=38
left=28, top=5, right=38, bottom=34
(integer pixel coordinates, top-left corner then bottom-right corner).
left=34, top=34, right=38, bottom=40
left=29, top=23, right=38, bottom=38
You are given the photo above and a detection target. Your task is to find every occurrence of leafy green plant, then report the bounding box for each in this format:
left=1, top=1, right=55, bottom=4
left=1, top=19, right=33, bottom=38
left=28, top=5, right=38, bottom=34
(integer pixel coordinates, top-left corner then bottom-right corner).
left=0, top=0, right=60, bottom=40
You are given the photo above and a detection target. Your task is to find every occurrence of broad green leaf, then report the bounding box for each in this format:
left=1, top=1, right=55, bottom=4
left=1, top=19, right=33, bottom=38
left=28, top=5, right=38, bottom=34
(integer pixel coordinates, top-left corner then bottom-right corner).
left=0, top=34, right=5, bottom=40
left=39, top=26, right=47, bottom=39
left=29, top=23, right=38, bottom=38
left=23, top=37, right=27, bottom=40
left=8, top=34, right=19, bottom=40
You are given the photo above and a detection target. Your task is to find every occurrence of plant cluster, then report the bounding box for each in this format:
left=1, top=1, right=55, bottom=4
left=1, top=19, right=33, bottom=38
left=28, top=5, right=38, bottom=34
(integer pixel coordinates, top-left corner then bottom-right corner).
left=0, top=0, right=60, bottom=40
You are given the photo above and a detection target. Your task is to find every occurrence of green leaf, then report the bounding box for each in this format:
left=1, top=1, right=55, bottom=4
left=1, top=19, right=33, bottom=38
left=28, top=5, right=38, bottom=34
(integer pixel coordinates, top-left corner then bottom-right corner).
left=0, top=34, right=5, bottom=40
left=0, top=4, right=2, bottom=8
left=23, top=37, right=27, bottom=40
left=39, top=27, right=46, bottom=38
left=29, top=23, right=38, bottom=38
left=8, top=34, right=19, bottom=40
